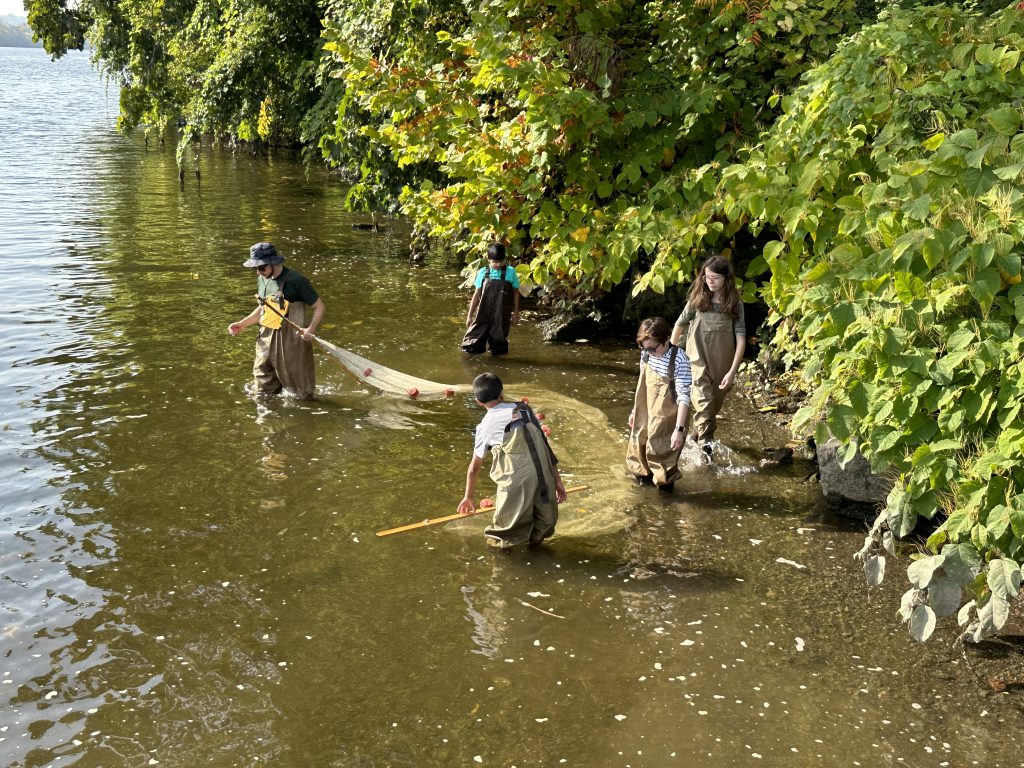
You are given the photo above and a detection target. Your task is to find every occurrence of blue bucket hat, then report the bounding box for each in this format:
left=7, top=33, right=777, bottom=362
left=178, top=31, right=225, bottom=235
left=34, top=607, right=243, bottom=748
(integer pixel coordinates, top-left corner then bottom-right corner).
left=243, top=242, right=285, bottom=268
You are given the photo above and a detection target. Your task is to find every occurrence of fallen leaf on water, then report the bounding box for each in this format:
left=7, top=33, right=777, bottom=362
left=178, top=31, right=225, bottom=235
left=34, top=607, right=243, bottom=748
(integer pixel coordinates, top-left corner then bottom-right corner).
left=776, top=557, right=807, bottom=570
left=988, top=677, right=1008, bottom=692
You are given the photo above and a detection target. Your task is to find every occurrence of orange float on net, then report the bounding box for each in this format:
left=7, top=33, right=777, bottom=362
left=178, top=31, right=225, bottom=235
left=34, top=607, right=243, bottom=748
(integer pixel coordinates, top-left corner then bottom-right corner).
left=520, top=397, right=529, bottom=404
left=541, top=425, right=552, bottom=436
left=536, top=412, right=546, bottom=420
left=444, top=388, right=455, bottom=397
left=480, top=498, right=494, bottom=508
left=408, top=387, right=419, bottom=399
left=363, top=368, right=373, bottom=377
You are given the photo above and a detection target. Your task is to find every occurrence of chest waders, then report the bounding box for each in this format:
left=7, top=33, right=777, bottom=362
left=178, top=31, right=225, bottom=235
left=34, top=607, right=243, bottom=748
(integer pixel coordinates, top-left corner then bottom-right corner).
left=684, top=308, right=735, bottom=444
left=254, top=271, right=316, bottom=400
left=626, top=346, right=682, bottom=487
left=462, top=269, right=515, bottom=355
left=484, top=402, right=559, bottom=549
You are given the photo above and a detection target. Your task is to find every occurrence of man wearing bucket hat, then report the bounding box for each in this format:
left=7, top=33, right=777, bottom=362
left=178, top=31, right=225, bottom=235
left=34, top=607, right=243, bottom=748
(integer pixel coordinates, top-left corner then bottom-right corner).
left=227, top=242, right=326, bottom=400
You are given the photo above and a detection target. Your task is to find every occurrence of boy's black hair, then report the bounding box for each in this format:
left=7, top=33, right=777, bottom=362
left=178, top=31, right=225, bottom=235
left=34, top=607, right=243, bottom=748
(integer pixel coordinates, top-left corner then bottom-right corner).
left=473, top=372, right=504, bottom=403
left=487, top=242, right=506, bottom=262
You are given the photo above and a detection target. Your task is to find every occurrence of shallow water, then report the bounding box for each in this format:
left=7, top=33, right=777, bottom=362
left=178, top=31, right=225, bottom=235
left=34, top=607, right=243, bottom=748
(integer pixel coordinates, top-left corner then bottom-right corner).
left=1, top=46, right=1021, bottom=768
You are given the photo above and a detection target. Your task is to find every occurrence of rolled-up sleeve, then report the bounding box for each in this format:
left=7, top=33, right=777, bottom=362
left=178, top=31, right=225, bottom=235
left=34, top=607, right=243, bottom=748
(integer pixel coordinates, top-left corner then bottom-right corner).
left=674, top=352, right=692, bottom=407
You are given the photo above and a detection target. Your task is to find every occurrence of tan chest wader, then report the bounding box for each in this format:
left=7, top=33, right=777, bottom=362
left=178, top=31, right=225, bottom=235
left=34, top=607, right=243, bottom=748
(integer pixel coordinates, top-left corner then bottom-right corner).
left=626, top=346, right=682, bottom=487
left=254, top=273, right=316, bottom=400
left=462, top=268, right=515, bottom=355
left=684, top=307, right=735, bottom=443
left=484, top=402, right=559, bottom=549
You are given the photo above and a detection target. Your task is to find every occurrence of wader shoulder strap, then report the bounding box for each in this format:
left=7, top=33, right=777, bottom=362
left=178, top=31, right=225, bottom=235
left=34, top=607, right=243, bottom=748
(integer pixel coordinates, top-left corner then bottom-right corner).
left=482, top=267, right=508, bottom=288
left=504, top=401, right=556, bottom=504
left=273, top=269, right=293, bottom=304
left=668, top=345, right=679, bottom=405
left=258, top=268, right=292, bottom=302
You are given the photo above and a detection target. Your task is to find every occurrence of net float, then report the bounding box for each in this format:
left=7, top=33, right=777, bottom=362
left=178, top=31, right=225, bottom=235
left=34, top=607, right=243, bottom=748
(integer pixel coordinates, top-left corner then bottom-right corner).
left=363, top=368, right=373, bottom=377
left=408, top=387, right=419, bottom=399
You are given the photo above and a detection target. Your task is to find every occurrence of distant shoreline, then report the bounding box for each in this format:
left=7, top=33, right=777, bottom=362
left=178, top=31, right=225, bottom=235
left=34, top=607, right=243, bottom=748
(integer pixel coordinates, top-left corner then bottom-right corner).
left=0, top=15, right=41, bottom=48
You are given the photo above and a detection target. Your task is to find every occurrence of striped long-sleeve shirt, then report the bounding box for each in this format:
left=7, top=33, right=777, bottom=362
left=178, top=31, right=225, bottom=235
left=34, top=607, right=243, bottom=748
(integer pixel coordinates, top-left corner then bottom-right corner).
left=641, top=345, right=692, bottom=407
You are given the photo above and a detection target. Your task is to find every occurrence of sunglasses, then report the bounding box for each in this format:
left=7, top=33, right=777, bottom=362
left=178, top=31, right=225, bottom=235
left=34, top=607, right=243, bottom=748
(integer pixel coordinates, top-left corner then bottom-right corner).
left=638, top=342, right=660, bottom=352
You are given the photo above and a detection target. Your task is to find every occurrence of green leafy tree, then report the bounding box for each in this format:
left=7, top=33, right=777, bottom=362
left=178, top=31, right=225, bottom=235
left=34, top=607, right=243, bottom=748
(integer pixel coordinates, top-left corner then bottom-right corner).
left=708, top=3, right=1024, bottom=642
left=27, top=0, right=328, bottom=157
left=323, top=0, right=876, bottom=282
left=315, top=0, right=471, bottom=215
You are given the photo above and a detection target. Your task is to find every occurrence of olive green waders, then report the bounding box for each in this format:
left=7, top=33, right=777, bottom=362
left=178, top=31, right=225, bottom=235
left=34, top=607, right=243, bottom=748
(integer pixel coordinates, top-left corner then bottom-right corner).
left=254, top=300, right=316, bottom=400
left=626, top=349, right=682, bottom=487
left=683, top=309, right=736, bottom=443
left=484, top=420, right=559, bottom=548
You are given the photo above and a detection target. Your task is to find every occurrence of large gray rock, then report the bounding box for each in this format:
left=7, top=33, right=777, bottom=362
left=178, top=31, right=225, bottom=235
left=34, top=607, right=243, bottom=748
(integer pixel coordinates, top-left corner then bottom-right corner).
left=817, top=438, right=892, bottom=512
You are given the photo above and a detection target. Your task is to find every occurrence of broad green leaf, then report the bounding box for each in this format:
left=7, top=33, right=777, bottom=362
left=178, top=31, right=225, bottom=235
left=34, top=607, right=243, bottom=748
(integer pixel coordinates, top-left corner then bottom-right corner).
left=763, top=241, right=785, bottom=262
left=921, top=237, right=944, bottom=269
left=803, top=261, right=832, bottom=283
left=957, top=599, right=976, bottom=627
left=969, top=268, right=1002, bottom=311
left=894, top=272, right=927, bottom=302
left=899, top=587, right=922, bottom=621
left=987, top=558, right=1022, bottom=601
left=864, top=553, right=885, bottom=587
left=837, top=440, right=859, bottom=468
left=928, top=577, right=961, bottom=619
left=965, top=143, right=990, bottom=169
left=994, top=164, right=1023, bottom=181
left=1009, top=505, right=1024, bottom=539
left=942, top=542, right=981, bottom=584
left=829, top=403, right=856, bottom=441
left=903, top=195, right=931, bottom=222
left=991, top=593, right=1010, bottom=630
left=908, top=554, right=944, bottom=589
left=909, top=604, right=936, bottom=641
left=986, top=106, right=1023, bottom=136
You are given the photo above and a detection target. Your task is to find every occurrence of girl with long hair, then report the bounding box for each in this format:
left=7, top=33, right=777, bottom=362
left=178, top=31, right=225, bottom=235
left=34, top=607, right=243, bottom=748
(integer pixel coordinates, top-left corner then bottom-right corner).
left=670, top=255, right=746, bottom=461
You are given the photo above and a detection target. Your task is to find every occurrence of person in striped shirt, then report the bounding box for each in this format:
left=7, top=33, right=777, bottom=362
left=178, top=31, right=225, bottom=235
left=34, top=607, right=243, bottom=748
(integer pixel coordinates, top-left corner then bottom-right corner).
left=626, top=317, right=692, bottom=493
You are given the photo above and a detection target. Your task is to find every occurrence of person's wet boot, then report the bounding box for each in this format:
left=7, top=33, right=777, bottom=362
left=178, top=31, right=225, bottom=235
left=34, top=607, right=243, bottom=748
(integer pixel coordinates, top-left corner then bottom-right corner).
left=657, top=482, right=675, bottom=494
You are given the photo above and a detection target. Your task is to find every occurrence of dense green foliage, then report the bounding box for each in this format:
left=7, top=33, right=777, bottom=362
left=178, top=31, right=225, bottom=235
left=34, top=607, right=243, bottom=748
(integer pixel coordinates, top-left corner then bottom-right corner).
left=708, top=4, right=1024, bottom=642
left=24, top=0, right=1024, bottom=640
left=27, top=0, right=326, bottom=155
left=324, top=0, right=878, bottom=291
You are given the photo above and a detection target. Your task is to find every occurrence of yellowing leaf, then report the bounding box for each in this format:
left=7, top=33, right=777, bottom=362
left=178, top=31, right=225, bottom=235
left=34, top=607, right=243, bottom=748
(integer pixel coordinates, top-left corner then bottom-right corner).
left=571, top=227, right=590, bottom=242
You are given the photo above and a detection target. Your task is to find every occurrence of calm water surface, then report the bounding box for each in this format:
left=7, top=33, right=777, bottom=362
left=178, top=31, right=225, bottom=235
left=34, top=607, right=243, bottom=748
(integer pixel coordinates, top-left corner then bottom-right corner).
left=0, top=46, right=1021, bottom=768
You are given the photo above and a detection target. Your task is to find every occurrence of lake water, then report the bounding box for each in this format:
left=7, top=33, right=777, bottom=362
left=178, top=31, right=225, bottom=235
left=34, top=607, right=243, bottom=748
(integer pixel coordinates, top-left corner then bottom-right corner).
left=0, top=45, right=1021, bottom=768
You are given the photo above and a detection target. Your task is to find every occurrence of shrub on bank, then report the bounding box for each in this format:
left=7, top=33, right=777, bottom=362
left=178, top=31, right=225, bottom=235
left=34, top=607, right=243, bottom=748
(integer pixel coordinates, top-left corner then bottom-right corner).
left=710, top=4, right=1024, bottom=642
